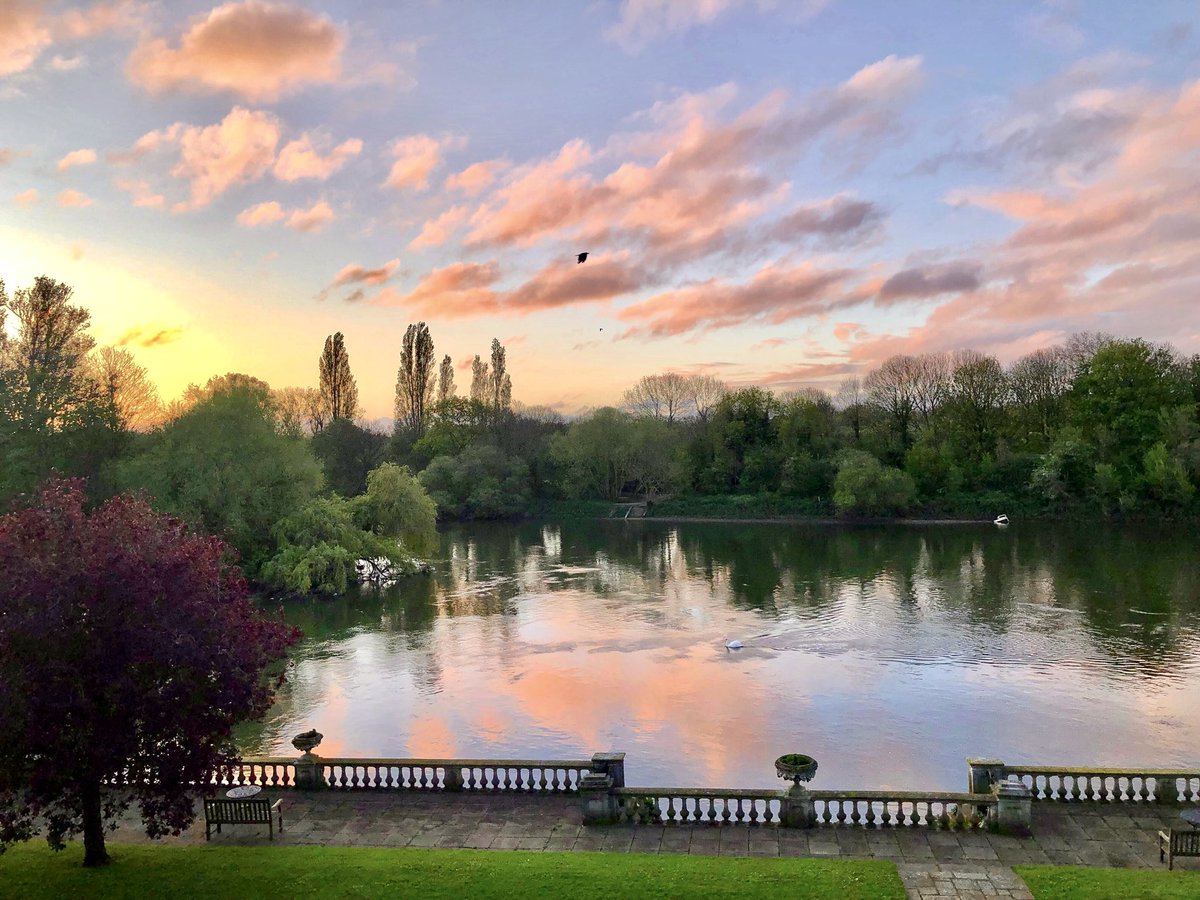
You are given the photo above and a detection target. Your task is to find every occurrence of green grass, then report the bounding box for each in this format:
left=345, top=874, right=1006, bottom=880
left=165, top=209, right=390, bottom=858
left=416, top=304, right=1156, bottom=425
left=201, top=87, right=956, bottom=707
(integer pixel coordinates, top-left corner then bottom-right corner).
left=1015, top=864, right=1200, bottom=899
left=0, top=843, right=904, bottom=899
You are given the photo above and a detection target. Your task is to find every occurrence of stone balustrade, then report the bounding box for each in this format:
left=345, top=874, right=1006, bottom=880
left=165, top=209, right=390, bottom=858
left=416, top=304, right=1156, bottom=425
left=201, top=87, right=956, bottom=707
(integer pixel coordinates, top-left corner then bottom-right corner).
left=809, top=791, right=994, bottom=829
left=612, top=788, right=783, bottom=825
left=319, top=758, right=596, bottom=792
left=967, top=759, right=1200, bottom=803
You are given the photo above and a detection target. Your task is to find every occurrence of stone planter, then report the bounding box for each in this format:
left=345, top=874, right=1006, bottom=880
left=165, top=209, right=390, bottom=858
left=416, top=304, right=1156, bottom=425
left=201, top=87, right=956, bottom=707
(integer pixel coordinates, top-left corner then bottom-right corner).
left=293, top=729, right=323, bottom=755
left=775, top=754, right=818, bottom=786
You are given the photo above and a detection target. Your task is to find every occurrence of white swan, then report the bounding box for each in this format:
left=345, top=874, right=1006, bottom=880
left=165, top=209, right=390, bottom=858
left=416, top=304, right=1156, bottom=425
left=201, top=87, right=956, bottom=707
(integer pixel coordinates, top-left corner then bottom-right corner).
left=724, top=639, right=744, bottom=650
left=993, top=514, right=1009, bottom=527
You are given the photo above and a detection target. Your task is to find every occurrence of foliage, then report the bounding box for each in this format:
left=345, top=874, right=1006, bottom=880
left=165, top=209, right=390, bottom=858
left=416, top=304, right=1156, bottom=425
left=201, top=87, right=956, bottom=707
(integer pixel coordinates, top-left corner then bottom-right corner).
left=394, top=322, right=436, bottom=436
left=550, top=407, right=685, bottom=501
left=0, top=844, right=908, bottom=899
left=355, top=462, right=438, bottom=554
left=832, top=450, right=916, bottom=517
left=0, top=480, right=298, bottom=866
left=317, top=332, right=359, bottom=422
left=311, top=418, right=388, bottom=497
left=112, top=380, right=324, bottom=571
left=419, top=444, right=533, bottom=519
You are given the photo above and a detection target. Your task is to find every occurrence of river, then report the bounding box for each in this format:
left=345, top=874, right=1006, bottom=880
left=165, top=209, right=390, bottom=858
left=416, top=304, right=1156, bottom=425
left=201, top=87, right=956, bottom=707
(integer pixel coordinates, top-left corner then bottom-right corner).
left=241, top=519, right=1200, bottom=791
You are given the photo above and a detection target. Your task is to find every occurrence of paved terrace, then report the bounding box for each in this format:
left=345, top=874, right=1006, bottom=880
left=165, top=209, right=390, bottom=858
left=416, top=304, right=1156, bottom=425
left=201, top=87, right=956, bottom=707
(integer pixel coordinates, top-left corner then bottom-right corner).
left=108, top=791, right=1198, bottom=900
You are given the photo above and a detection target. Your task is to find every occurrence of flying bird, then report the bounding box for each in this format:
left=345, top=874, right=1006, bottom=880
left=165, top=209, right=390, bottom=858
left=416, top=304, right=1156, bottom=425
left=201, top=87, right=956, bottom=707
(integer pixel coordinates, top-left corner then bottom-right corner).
left=576, top=252, right=589, bottom=264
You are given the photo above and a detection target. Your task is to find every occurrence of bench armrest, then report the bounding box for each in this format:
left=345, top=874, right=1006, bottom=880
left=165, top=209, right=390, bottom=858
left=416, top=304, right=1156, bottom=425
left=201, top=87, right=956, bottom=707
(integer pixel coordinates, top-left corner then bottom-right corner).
left=270, top=799, right=284, bottom=811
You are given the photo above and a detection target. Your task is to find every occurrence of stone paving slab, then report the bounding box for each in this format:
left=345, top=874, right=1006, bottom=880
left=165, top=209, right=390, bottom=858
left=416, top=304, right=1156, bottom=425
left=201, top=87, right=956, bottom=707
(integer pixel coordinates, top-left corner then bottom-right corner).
left=102, top=793, right=1200, bottom=897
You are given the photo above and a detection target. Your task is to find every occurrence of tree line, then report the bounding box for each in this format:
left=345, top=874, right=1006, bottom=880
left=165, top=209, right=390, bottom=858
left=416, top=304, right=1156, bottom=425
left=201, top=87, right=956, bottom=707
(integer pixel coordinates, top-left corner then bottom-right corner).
left=5, top=275, right=1200, bottom=545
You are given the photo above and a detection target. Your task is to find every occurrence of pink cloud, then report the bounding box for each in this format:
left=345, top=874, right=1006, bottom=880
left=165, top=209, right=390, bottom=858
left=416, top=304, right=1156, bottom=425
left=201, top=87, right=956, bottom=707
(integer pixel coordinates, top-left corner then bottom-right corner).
left=408, top=205, right=468, bottom=249
left=617, top=262, right=861, bottom=338
left=332, top=259, right=401, bottom=287
left=273, top=134, right=362, bottom=181
left=0, top=1, right=52, bottom=76
left=878, top=262, right=982, bottom=302
left=57, top=148, right=97, bottom=171
left=138, top=107, right=281, bottom=208
left=445, top=159, right=508, bottom=196
left=57, top=189, right=93, bottom=208
left=286, top=200, right=334, bottom=233
left=384, top=135, right=459, bottom=191
left=14, top=188, right=38, bottom=206
left=114, top=177, right=165, bottom=208
left=236, top=200, right=285, bottom=227
left=126, top=1, right=345, bottom=102
left=50, top=54, right=86, bottom=71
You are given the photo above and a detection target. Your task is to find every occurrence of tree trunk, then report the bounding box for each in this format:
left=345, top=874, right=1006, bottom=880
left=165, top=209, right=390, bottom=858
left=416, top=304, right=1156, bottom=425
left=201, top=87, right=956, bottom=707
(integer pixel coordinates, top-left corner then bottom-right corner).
left=81, top=779, right=109, bottom=867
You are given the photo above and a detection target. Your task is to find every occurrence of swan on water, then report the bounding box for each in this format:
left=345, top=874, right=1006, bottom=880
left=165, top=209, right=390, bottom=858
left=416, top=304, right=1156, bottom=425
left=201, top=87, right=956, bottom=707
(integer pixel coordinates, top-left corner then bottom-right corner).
left=724, top=639, right=744, bottom=650
left=993, top=514, right=1009, bottom=526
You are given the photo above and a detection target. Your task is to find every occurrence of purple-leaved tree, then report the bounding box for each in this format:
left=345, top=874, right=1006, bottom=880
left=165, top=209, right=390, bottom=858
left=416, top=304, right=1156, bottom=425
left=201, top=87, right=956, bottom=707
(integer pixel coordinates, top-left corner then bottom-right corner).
left=0, top=479, right=299, bottom=866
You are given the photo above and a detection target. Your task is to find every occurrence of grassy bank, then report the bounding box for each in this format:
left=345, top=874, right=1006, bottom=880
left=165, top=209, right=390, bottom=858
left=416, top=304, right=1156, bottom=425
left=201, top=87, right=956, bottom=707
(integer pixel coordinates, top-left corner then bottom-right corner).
left=1015, top=864, right=1200, bottom=898
left=0, top=843, right=904, bottom=899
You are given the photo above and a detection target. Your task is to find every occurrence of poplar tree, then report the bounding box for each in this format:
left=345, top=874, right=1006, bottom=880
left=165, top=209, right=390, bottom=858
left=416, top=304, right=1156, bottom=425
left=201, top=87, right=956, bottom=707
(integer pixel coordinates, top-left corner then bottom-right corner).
left=318, top=332, right=358, bottom=423
left=437, top=355, right=456, bottom=403
left=394, top=323, right=435, bottom=435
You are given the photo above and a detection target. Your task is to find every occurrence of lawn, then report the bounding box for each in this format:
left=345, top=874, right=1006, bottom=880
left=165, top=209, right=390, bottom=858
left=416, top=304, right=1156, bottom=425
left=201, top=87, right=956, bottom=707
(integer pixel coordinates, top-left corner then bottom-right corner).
left=1015, top=864, right=1200, bottom=899
left=0, top=843, right=904, bottom=899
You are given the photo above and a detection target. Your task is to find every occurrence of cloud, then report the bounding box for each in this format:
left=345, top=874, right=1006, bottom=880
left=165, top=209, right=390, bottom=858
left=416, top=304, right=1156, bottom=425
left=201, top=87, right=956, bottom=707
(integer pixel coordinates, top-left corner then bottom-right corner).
left=617, top=262, right=863, bottom=338
left=50, top=54, right=86, bottom=71
left=114, top=177, right=165, bottom=208
left=273, top=134, right=362, bottom=181
left=14, top=188, right=38, bottom=206
left=384, top=134, right=459, bottom=191
left=606, top=0, right=828, bottom=52
left=408, top=205, right=468, bottom=249
left=464, top=58, right=921, bottom=256
left=331, top=259, right=401, bottom=288
left=133, top=107, right=281, bottom=207
left=236, top=200, right=285, bottom=227
left=57, top=189, right=93, bottom=208
left=116, top=325, right=184, bottom=348
left=0, top=1, right=143, bottom=77
left=126, top=1, right=345, bottom=102
left=770, top=194, right=883, bottom=246
left=57, top=148, right=97, bottom=171
left=0, top=1, right=52, bottom=77
left=375, top=260, right=502, bottom=313
left=0, top=149, right=13, bottom=166
left=1021, top=1, right=1084, bottom=50
left=445, top=159, right=508, bottom=196
left=878, top=262, right=982, bottom=301
left=285, top=200, right=334, bottom=232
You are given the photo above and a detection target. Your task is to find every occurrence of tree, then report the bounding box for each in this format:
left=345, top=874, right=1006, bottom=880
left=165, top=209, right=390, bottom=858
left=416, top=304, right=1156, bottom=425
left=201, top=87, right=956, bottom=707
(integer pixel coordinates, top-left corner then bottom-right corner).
left=865, top=355, right=919, bottom=454
left=271, top=386, right=323, bottom=438
left=1070, top=339, right=1190, bottom=471
left=318, top=332, right=359, bottom=422
left=419, top=445, right=532, bottom=519
left=394, top=323, right=436, bottom=436
left=311, top=418, right=388, bottom=496
left=113, top=380, right=324, bottom=571
left=1007, top=347, right=1072, bottom=450
left=832, top=450, right=916, bottom=516
left=469, top=355, right=489, bottom=402
left=437, top=354, right=456, bottom=403
left=946, top=350, right=1008, bottom=459
left=355, top=462, right=438, bottom=554
left=489, top=338, right=512, bottom=411
left=0, top=479, right=298, bottom=866
left=0, top=277, right=121, bottom=504
left=836, top=376, right=865, bottom=445
left=685, top=374, right=727, bottom=423
left=84, top=346, right=162, bottom=431
left=624, top=372, right=689, bottom=423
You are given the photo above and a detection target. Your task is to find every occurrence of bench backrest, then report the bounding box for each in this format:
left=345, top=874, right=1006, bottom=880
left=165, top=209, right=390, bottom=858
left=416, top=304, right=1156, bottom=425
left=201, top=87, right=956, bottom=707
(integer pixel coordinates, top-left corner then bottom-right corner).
left=204, top=797, right=272, bottom=823
left=1170, top=830, right=1200, bottom=855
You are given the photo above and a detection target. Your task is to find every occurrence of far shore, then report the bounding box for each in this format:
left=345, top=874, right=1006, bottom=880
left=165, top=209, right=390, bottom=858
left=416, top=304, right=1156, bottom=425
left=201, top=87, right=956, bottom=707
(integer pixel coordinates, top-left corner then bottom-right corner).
left=608, top=515, right=1000, bottom=526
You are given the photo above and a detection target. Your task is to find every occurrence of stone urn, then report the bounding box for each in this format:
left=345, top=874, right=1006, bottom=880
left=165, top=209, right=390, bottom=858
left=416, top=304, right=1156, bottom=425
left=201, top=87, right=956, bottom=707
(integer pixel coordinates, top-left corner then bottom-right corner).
left=774, top=753, right=818, bottom=787
left=292, top=729, right=323, bottom=756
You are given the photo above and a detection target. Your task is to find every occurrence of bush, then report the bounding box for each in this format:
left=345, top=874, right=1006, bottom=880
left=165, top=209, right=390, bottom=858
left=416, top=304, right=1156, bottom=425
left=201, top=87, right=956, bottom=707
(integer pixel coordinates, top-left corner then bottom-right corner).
left=419, top=445, right=532, bottom=520
left=833, top=450, right=916, bottom=517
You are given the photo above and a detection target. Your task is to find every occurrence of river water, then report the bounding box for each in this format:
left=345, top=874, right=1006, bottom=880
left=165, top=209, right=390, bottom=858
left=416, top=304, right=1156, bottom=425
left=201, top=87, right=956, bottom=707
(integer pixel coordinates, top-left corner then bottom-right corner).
left=241, top=520, right=1200, bottom=791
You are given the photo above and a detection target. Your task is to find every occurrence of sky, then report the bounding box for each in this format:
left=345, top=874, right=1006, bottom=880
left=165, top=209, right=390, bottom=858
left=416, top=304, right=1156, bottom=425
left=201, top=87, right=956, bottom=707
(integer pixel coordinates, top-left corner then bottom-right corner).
left=2, top=0, right=1199, bottom=418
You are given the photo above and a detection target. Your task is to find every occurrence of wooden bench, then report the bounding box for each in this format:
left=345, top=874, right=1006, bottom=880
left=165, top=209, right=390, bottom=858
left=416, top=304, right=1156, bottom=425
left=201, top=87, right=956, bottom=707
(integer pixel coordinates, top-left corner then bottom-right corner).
left=203, top=796, right=284, bottom=840
left=1158, top=829, right=1200, bottom=870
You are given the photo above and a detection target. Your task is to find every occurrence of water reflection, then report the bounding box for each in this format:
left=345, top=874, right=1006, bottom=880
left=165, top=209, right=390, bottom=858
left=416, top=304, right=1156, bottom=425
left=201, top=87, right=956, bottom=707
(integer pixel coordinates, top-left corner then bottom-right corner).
left=241, top=521, right=1200, bottom=790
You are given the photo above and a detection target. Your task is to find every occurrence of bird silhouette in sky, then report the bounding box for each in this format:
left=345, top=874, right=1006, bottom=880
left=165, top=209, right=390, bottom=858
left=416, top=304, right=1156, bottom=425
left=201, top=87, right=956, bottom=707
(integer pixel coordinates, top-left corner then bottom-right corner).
left=576, top=252, right=589, bottom=264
